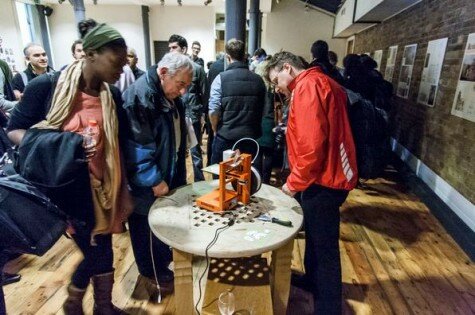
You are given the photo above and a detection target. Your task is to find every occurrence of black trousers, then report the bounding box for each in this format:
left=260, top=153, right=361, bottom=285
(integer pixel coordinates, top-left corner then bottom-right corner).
left=205, top=124, right=214, bottom=167
left=70, top=222, right=114, bottom=289
left=190, top=121, right=205, bottom=182
left=128, top=212, right=173, bottom=282
left=0, top=250, right=7, bottom=315
left=253, top=147, right=274, bottom=185
left=298, top=184, right=349, bottom=315
left=211, top=135, right=258, bottom=165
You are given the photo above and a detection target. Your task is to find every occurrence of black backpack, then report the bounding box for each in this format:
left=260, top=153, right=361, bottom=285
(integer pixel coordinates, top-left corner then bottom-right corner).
left=346, top=89, right=391, bottom=179
left=0, top=175, right=67, bottom=256
left=373, top=78, right=393, bottom=112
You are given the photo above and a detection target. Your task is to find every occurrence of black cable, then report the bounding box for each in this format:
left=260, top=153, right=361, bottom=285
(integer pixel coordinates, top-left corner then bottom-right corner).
left=195, top=219, right=234, bottom=315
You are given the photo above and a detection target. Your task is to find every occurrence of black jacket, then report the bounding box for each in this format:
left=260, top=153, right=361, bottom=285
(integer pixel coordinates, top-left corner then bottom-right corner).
left=310, top=59, right=345, bottom=86
left=122, top=66, right=187, bottom=215
left=207, top=57, right=225, bottom=88
left=218, top=61, right=266, bottom=141
left=12, top=64, right=55, bottom=93
left=7, top=71, right=126, bottom=224
left=182, top=63, right=207, bottom=123
left=15, top=128, right=95, bottom=224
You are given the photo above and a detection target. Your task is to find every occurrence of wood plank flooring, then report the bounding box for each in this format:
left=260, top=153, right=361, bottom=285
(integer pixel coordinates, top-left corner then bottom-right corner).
left=3, top=162, right=474, bottom=314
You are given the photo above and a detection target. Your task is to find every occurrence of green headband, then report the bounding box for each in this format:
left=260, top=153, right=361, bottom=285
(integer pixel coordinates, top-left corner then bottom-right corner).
left=82, top=23, right=123, bottom=51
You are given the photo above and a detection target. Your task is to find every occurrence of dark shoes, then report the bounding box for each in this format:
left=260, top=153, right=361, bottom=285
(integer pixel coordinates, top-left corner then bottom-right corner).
left=63, top=284, right=86, bottom=315
left=136, top=274, right=174, bottom=303
left=1, top=273, right=21, bottom=286
left=92, top=271, right=127, bottom=315
left=291, top=273, right=315, bottom=293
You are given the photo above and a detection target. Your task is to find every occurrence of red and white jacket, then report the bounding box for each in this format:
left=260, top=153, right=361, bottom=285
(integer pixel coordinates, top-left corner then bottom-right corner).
left=286, top=67, right=358, bottom=192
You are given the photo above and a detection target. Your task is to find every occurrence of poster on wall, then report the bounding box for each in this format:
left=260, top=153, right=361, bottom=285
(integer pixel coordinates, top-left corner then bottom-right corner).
left=451, top=33, right=475, bottom=122
left=373, top=50, right=383, bottom=71
left=417, top=37, right=448, bottom=107
left=396, top=44, right=417, bottom=98
left=384, top=45, right=398, bottom=82
left=0, top=36, right=18, bottom=75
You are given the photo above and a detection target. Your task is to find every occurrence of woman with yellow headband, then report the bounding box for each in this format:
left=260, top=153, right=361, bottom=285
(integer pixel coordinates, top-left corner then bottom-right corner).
left=7, top=19, right=132, bottom=314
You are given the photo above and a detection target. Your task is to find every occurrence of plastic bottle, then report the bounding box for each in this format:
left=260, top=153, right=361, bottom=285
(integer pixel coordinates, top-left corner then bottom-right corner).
left=82, top=119, right=98, bottom=147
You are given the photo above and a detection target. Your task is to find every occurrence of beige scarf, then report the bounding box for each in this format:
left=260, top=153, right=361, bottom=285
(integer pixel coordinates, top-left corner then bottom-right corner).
left=33, top=59, right=121, bottom=235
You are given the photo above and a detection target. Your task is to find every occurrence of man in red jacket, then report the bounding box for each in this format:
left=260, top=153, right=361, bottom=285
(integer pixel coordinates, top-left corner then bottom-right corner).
left=266, top=51, right=358, bottom=315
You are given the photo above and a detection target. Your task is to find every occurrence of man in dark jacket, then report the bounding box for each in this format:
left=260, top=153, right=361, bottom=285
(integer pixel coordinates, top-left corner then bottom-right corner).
left=168, top=34, right=207, bottom=182
left=122, top=52, right=193, bottom=295
left=191, top=41, right=205, bottom=67
left=208, top=39, right=266, bottom=164
left=12, top=43, right=54, bottom=99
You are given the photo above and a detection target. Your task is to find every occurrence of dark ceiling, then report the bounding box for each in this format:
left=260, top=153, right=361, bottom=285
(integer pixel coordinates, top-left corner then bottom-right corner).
left=301, top=0, right=343, bottom=14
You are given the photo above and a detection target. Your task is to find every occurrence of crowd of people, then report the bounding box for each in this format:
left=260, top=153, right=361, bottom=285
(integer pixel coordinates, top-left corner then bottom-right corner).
left=0, top=18, right=393, bottom=315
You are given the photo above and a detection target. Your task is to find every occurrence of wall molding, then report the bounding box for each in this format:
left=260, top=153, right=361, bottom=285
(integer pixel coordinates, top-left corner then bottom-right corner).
left=391, top=138, right=475, bottom=232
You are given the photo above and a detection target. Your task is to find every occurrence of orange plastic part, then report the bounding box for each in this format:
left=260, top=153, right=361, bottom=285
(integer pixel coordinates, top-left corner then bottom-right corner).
left=196, top=153, right=252, bottom=212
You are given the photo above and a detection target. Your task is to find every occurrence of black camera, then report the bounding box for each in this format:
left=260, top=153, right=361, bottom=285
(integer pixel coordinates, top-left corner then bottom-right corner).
left=273, top=123, right=286, bottom=151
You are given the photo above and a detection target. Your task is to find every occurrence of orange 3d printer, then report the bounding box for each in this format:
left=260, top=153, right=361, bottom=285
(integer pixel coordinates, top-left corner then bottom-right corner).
left=196, top=153, right=258, bottom=213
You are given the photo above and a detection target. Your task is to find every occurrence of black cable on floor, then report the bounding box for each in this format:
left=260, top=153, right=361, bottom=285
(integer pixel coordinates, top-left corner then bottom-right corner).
left=195, top=218, right=234, bottom=315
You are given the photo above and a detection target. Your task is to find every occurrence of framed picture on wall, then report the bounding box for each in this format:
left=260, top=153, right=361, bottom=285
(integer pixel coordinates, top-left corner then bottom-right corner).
left=396, top=44, right=417, bottom=99
left=417, top=37, right=448, bottom=107
left=451, top=33, right=475, bottom=122
left=384, top=45, right=398, bottom=82
left=373, top=50, right=383, bottom=71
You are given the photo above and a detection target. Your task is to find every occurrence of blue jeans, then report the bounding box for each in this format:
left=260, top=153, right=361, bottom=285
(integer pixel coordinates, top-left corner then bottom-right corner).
left=298, top=184, right=349, bottom=315
left=191, top=121, right=205, bottom=182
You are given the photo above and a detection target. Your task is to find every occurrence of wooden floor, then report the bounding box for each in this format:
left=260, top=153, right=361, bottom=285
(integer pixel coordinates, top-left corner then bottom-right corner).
left=3, top=163, right=475, bottom=314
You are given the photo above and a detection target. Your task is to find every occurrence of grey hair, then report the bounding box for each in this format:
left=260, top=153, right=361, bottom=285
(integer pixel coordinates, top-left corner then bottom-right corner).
left=23, top=43, right=42, bottom=57
left=158, top=52, right=193, bottom=76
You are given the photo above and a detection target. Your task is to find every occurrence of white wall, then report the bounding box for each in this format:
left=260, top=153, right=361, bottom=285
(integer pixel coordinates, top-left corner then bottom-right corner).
left=48, top=4, right=146, bottom=70
left=149, top=5, right=215, bottom=65
left=262, top=0, right=346, bottom=64
left=355, top=0, right=383, bottom=21
left=0, top=0, right=26, bottom=72
left=334, top=0, right=355, bottom=36
left=41, top=1, right=346, bottom=70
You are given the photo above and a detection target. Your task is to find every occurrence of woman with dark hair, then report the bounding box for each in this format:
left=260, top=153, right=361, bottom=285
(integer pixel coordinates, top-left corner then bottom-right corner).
left=7, top=19, right=132, bottom=315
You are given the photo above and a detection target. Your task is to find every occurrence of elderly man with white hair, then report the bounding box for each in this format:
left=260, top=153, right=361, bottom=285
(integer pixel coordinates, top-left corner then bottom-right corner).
left=121, top=52, right=193, bottom=300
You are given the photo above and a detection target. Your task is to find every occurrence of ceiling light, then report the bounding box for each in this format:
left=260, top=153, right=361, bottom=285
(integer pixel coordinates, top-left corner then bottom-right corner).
left=204, top=0, right=212, bottom=5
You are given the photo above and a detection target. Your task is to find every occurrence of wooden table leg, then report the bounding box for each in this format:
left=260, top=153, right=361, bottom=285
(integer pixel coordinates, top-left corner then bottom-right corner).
left=270, top=239, right=294, bottom=315
left=173, top=249, right=194, bottom=315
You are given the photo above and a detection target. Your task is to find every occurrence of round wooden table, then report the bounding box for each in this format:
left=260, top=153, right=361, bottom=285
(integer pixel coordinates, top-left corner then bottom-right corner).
left=149, top=180, right=303, bottom=314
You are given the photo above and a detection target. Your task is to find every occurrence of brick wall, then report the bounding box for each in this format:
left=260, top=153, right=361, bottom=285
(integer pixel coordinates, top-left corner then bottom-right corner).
left=353, top=0, right=475, bottom=203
